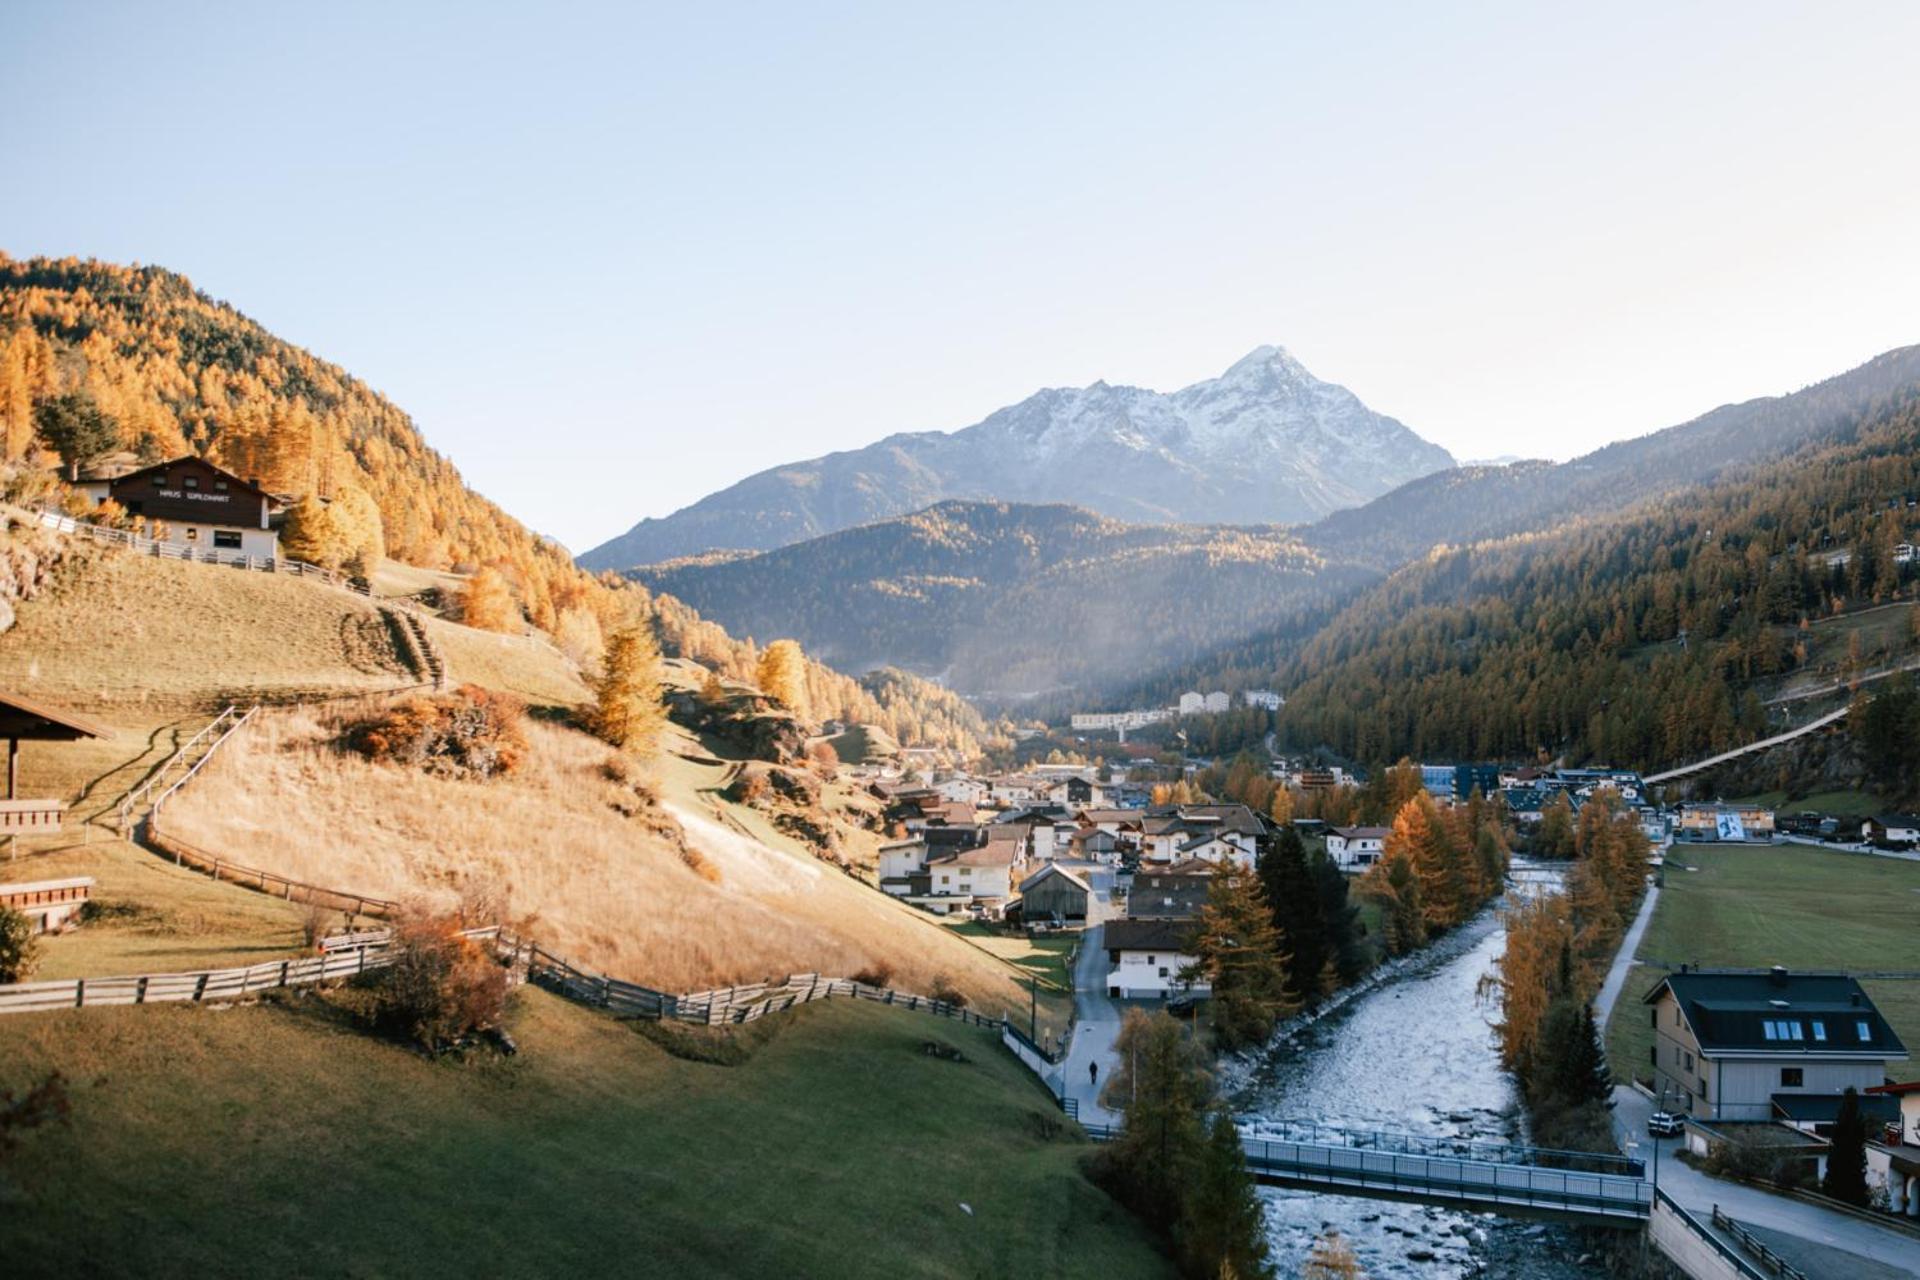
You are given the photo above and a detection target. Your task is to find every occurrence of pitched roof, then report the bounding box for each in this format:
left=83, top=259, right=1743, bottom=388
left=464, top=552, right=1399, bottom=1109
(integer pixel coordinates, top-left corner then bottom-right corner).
left=99, top=455, right=272, bottom=499
left=0, top=689, right=111, bottom=741
left=1871, top=814, right=1920, bottom=828
left=1644, top=969, right=1909, bottom=1059
left=929, top=838, right=1020, bottom=868
left=1104, top=919, right=1197, bottom=953
left=1019, top=864, right=1090, bottom=894
left=1329, top=826, right=1390, bottom=840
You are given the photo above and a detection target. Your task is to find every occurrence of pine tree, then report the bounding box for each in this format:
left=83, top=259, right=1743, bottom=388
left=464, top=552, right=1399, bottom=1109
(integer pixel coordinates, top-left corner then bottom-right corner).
left=1821, top=1087, right=1870, bottom=1206
left=755, top=638, right=811, bottom=720
left=1312, top=850, right=1367, bottom=982
left=592, top=620, right=667, bottom=755
left=1259, top=826, right=1327, bottom=1002
left=1193, top=861, right=1297, bottom=1049
left=34, top=391, right=119, bottom=478
left=1175, top=1108, right=1273, bottom=1280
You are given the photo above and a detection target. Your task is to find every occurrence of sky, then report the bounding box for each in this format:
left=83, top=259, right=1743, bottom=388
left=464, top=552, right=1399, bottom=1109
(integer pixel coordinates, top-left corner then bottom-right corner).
left=4, top=2, right=1920, bottom=552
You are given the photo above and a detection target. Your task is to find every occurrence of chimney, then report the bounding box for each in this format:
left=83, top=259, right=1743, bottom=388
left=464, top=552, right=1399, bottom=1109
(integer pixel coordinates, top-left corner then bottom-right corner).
left=1850, top=992, right=1861, bottom=1007
left=1769, top=965, right=1789, bottom=987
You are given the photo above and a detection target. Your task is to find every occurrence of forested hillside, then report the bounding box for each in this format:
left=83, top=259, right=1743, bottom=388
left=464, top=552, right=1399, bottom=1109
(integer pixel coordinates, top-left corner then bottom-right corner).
left=1274, top=391, right=1920, bottom=775
left=1305, top=344, right=1920, bottom=568
left=632, top=500, right=1376, bottom=695
left=0, top=253, right=996, bottom=756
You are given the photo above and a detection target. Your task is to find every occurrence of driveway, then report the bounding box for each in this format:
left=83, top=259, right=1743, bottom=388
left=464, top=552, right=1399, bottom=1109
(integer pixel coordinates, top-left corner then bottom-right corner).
left=1613, top=1086, right=1920, bottom=1278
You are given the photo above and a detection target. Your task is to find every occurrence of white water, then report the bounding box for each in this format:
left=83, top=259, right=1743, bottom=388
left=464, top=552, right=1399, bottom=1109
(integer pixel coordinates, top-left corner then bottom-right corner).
left=1236, top=864, right=1608, bottom=1279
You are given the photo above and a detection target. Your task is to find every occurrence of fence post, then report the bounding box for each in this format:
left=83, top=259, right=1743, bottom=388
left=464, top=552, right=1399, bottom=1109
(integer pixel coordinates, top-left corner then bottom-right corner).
left=74, top=978, right=84, bottom=1008
left=136, top=975, right=149, bottom=1004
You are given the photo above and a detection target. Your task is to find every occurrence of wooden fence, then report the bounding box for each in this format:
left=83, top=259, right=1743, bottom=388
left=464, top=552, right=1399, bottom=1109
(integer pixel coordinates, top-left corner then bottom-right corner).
left=117, top=704, right=248, bottom=834
left=144, top=817, right=401, bottom=919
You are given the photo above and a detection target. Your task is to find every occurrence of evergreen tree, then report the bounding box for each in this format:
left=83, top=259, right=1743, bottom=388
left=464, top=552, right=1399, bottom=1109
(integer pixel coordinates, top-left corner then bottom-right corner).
left=1192, top=861, right=1297, bottom=1049
left=1311, top=850, right=1368, bottom=982
left=33, top=391, right=118, bottom=478
left=1175, top=1108, right=1273, bottom=1280
left=591, top=620, right=667, bottom=755
left=1258, top=826, right=1327, bottom=1001
left=1821, top=1087, right=1870, bottom=1206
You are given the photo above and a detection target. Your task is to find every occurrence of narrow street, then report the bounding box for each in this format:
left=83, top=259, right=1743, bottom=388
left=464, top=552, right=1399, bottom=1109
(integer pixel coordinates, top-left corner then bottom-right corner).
left=1053, top=863, right=1125, bottom=1127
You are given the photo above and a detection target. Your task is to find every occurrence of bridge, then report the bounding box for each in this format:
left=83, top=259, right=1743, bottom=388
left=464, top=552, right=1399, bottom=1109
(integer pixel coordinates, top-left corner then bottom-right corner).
left=1077, top=1116, right=1651, bottom=1228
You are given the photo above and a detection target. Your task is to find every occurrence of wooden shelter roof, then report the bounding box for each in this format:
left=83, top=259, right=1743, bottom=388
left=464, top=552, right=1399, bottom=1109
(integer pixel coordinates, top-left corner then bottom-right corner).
left=0, top=689, right=111, bottom=741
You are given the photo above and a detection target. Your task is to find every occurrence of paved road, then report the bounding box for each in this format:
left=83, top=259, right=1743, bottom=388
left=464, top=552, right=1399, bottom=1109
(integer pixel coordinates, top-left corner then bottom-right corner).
left=1050, top=861, right=1125, bottom=1127
left=1613, top=1087, right=1920, bottom=1278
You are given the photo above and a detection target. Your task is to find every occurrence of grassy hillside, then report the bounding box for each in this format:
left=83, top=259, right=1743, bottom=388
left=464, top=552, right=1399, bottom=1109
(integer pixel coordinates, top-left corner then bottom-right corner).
left=633, top=499, right=1373, bottom=695
left=1603, top=845, right=1920, bottom=1086
left=0, top=527, right=1064, bottom=1033
left=1, top=993, right=1166, bottom=1279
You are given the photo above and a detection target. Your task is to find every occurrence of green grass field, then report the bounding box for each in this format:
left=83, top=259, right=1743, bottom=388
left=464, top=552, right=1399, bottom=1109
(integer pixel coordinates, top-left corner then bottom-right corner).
left=939, top=919, right=1077, bottom=994
left=1605, top=845, right=1920, bottom=1084
left=1732, top=789, right=1885, bottom=818
left=0, top=991, right=1168, bottom=1279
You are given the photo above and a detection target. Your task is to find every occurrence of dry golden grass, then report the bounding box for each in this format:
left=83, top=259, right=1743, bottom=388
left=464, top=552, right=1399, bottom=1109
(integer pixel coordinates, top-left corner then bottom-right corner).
left=163, top=703, right=1061, bottom=1029
left=0, top=544, right=408, bottom=710
left=423, top=615, right=590, bottom=707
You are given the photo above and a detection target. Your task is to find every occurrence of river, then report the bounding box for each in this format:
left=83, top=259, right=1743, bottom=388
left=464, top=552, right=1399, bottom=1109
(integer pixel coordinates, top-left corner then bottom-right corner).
left=1234, top=861, right=1610, bottom=1279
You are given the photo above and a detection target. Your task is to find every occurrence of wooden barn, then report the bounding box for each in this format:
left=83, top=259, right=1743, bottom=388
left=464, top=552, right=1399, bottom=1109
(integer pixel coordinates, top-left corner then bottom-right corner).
left=1017, top=863, right=1090, bottom=925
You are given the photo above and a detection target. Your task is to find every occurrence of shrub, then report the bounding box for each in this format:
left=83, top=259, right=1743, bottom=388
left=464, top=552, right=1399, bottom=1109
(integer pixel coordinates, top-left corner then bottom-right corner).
left=806, top=740, right=839, bottom=778
left=0, top=904, right=39, bottom=983
left=347, top=685, right=526, bottom=780
left=678, top=844, right=721, bottom=883
left=928, top=974, right=968, bottom=1008
left=851, top=960, right=895, bottom=989
left=359, top=912, right=509, bottom=1052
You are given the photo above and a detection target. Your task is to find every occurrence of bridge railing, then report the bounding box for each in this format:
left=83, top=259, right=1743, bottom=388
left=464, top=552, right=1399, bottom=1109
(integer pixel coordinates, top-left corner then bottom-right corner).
left=1242, top=1118, right=1645, bottom=1177
left=1241, top=1134, right=1652, bottom=1219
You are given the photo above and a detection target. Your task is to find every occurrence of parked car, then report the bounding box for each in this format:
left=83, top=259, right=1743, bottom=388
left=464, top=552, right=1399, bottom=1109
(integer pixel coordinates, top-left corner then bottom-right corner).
left=1647, top=1111, right=1683, bottom=1138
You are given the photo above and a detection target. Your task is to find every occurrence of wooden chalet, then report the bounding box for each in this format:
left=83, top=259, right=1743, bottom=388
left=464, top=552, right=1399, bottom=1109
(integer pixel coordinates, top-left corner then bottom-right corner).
left=0, top=689, right=108, bottom=838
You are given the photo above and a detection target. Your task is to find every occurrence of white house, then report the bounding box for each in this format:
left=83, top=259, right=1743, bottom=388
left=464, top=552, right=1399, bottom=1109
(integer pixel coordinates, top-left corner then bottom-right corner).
left=1202, top=691, right=1230, bottom=714
left=78, top=456, right=282, bottom=561
left=933, top=775, right=988, bottom=806
left=1326, top=826, right=1389, bottom=872
left=926, top=838, right=1021, bottom=906
left=1177, top=691, right=1205, bottom=716
left=1105, top=919, right=1209, bottom=999
left=876, top=838, right=929, bottom=896
left=1242, top=690, right=1283, bottom=711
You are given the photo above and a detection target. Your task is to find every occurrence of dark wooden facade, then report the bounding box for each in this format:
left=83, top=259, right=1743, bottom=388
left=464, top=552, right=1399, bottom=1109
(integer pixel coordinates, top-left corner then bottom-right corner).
left=106, top=457, right=272, bottom=530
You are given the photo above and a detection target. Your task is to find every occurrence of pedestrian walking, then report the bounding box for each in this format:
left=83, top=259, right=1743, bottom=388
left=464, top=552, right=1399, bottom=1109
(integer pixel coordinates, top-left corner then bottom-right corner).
left=1088, top=1060, right=1098, bottom=1088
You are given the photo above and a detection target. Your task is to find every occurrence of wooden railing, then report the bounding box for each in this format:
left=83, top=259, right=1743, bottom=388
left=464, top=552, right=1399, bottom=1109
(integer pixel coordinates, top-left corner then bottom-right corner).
left=117, top=705, right=245, bottom=835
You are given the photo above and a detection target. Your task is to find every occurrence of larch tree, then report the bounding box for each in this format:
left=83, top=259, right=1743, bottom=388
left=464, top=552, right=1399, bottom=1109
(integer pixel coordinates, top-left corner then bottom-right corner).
left=755, top=638, right=811, bottom=720
left=592, top=619, right=667, bottom=756
left=458, top=567, right=520, bottom=633
left=1301, top=1231, right=1367, bottom=1280
left=1192, top=860, right=1296, bottom=1050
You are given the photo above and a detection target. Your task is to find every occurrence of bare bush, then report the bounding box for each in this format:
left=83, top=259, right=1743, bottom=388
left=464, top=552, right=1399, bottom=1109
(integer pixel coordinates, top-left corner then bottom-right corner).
left=928, top=974, right=968, bottom=1008
left=359, top=912, right=509, bottom=1053
left=347, top=684, right=526, bottom=780
left=851, top=960, right=895, bottom=989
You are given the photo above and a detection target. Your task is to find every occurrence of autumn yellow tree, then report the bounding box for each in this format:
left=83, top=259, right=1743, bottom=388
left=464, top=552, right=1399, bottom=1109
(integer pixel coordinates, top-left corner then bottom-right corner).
left=458, top=567, right=519, bottom=633
left=1485, top=892, right=1574, bottom=1076
left=591, top=620, right=667, bottom=755
left=1191, top=860, right=1296, bottom=1049
left=755, top=638, right=811, bottom=720
left=1302, top=1230, right=1368, bottom=1279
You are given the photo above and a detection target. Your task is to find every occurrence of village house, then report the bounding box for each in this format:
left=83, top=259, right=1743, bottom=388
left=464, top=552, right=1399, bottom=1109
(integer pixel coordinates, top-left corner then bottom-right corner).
left=1865, top=814, right=1920, bottom=848
left=1325, top=825, right=1389, bottom=872
left=1141, top=805, right=1260, bottom=866
left=1016, top=863, right=1091, bottom=926
left=1864, top=1081, right=1920, bottom=1216
left=1065, top=826, right=1124, bottom=864
left=1044, top=775, right=1101, bottom=808
left=1642, top=967, right=1908, bottom=1121
left=932, top=775, right=988, bottom=806
left=925, top=837, right=1023, bottom=913
left=1126, top=860, right=1213, bottom=920
left=1674, top=802, right=1776, bottom=843
left=876, top=837, right=930, bottom=898
left=77, top=456, right=282, bottom=560
left=1105, top=918, right=1208, bottom=999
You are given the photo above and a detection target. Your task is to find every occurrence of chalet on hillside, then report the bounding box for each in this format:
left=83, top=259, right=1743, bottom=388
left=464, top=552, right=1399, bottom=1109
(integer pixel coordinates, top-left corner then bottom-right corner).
left=1643, top=967, right=1908, bottom=1121
left=78, top=456, right=281, bottom=559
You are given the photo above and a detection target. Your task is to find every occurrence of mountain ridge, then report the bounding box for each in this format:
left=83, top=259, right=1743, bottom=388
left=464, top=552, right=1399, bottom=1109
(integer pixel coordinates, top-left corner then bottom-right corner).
left=580, top=345, right=1454, bottom=569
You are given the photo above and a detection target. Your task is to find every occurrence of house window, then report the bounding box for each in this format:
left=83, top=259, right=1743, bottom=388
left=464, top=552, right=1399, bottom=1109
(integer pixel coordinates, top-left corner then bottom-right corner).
left=213, top=530, right=242, bottom=549
left=185, top=527, right=198, bottom=540
left=1810, top=1021, right=1826, bottom=1042
left=1781, top=1068, right=1803, bottom=1087
left=1684, top=1052, right=1693, bottom=1072
left=182, top=476, right=198, bottom=488
left=1857, top=1020, right=1872, bottom=1041
left=214, top=479, right=229, bottom=491
left=152, top=473, right=165, bottom=485
left=1146, top=956, right=1156, bottom=966
left=1651, top=1008, right=1658, bottom=1028
left=1650, top=1046, right=1658, bottom=1067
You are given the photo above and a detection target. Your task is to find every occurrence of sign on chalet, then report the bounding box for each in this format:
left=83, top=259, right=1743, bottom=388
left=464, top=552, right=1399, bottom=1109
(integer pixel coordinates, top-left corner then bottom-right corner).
left=78, top=456, right=281, bottom=559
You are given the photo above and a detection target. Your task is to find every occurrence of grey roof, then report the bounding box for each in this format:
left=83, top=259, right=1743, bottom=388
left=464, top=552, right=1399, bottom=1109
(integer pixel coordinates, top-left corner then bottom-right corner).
left=1019, top=864, right=1090, bottom=894
left=1104, top=919, right=1198, bottom=953
left=1771, top=1092, right=1902, bottom=1124
left=1646, top=969, right=1908, bottom=1059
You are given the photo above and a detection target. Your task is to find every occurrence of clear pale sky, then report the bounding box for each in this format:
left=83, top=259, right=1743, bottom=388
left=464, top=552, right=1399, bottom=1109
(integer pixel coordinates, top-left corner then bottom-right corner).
left=4, top=2, right=1918, bottom=551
